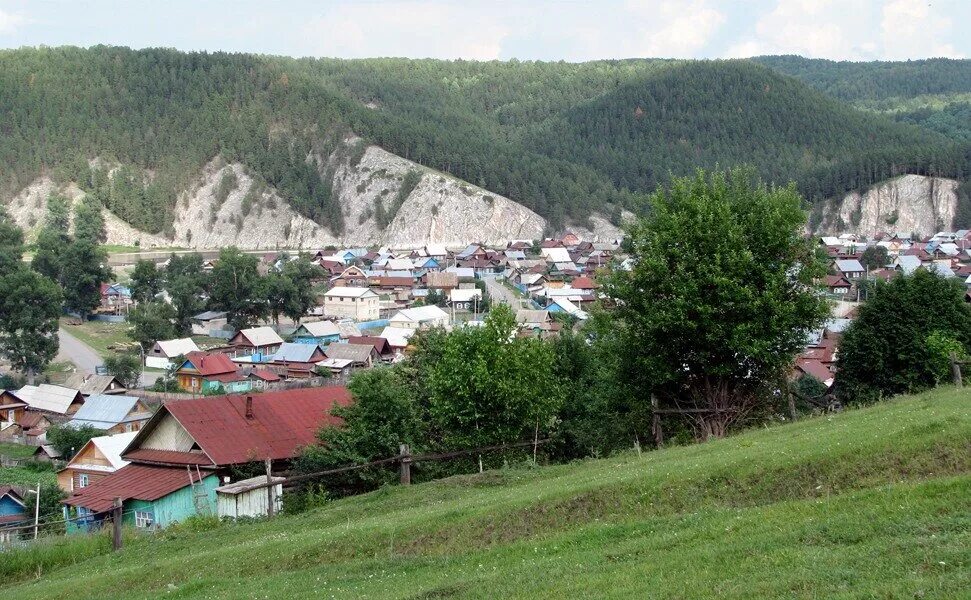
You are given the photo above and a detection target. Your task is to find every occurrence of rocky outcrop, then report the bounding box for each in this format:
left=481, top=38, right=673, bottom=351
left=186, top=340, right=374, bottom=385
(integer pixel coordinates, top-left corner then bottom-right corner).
left=816, top=175, right=959, bottom=236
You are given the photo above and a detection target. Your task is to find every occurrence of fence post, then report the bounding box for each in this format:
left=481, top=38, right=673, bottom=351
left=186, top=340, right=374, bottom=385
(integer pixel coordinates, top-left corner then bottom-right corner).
left=265, top=457, right=275, bottom=518
left=787, top=390, right=798, bottom=421
left=112, top=497, right=123, bottom=551
left=950, top=352, right=963, bottom=388
left=399, top=444, right=411, bottom=486
left=651, top=395, right=664, bottom=448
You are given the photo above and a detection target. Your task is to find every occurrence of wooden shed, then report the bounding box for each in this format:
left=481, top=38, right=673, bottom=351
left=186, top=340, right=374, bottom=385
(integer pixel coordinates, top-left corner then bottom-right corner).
left=215, top=475, right=283, bottom=519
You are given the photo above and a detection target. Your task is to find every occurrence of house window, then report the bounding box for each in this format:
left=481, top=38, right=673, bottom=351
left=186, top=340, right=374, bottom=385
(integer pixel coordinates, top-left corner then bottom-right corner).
left=135, top=511, right=154, bottom=528
left=78, top=473, right=90, bottom=488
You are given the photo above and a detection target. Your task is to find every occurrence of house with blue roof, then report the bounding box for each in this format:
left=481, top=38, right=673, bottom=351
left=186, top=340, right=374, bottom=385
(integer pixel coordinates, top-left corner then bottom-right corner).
left=268, top=342, right=327, bottom=379
left=67, top=395, right=153, bottom=434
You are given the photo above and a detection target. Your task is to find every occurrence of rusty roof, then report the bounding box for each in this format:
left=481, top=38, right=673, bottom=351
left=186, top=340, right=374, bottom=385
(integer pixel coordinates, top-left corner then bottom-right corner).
left=125, top=387, right=351, bottom=466
left=63, top=464, right=212, bottom=513
left=181, top=351, right=239, bottom=376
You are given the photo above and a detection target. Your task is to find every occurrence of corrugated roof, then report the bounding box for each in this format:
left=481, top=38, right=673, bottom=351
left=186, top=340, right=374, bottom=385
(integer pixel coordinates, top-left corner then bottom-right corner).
left=68, top=395, right=147, bottom=429
left=346, top=336, right=391, bottom=355
left=126, top=387, right=350, bottom=466
left=324, top=343, right=376, bottom=363
left=324, top=287, right=377, bottom=298
left=236, top=327, right=284, bottom=347
left=63, top=374, right=126, bottom=396
left=183, top=351, right=238, bottom=376
left=297, top=321, right=341, bottom=338
left=390, top=305, right=448, bottom=323
left=271, top=342, right=324, bottom=363
left=16, top=384, right=82, bottom=414
left=123, top=448, right=213, bottom=466
left=379, top=326, right=414, bottom=348
left=63, top=463, right=212, bottom=513
left=156, top=338, right=200, bottom=357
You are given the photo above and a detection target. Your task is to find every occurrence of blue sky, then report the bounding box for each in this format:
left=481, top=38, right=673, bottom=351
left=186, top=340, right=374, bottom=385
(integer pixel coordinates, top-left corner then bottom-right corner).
left=0, top=1, right=967, bottom=62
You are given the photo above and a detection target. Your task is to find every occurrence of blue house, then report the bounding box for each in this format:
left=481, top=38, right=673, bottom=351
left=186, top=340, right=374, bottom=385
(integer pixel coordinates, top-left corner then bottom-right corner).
left=0, top=486, right=28, bottom=542
left=291, top=321, right=341, bottom=345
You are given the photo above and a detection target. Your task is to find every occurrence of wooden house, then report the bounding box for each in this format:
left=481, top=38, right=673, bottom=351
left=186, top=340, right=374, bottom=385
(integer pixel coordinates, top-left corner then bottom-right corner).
left=63, top=373, right=128, bottom=397
left=57, top=432, right=136, bottom=493
left=145, top=338, right=201, bottom=369
left=229, top=327, right=284, bottom=359
left=66, top=394, right=152, bottom=434
left=324, top=343, right=378, bottom=368
left=175, top=351, right=251, bottom=394
left=0, top=486, right=28, bottom=542
left=268, top=343, right=327, bottom=379
left=291, top=320, right=341, bottom=345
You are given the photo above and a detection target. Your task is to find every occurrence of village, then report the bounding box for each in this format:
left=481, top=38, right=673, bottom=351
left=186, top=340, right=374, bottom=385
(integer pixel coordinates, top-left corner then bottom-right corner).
left=1, top=225, right=970, bottom=542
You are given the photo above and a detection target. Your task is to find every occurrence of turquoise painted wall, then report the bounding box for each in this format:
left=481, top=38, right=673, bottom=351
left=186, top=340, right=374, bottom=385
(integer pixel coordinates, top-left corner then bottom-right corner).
left=126, top=474, right=219, bottom=529
left=0, top=495, right=25, bottom=517
left=202, top=379, right=253, bottom=394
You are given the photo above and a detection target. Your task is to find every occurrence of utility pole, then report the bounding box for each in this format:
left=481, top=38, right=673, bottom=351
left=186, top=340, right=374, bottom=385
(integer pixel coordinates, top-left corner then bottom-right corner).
left=265, top=457, right=275, bottom=518
left=112, top=497, right=123, bottom=551
left=32, top=483, right=40, bottom=540
left=399, top=444, right=411, bottom=485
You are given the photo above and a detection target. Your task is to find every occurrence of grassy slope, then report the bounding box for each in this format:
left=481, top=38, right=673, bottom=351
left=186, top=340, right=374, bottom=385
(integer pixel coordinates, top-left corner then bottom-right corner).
left=3, top=387, right=969, bottom=599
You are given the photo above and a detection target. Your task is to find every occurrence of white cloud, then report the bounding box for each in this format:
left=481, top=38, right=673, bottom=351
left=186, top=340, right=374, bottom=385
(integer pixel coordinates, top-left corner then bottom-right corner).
left=880, top=0, right=962, bottom=59
left=298, top=1, right=509, bottom=60
left=0, top=8, right=27, bottom=35
left=631, top=0, right=727, bottom=58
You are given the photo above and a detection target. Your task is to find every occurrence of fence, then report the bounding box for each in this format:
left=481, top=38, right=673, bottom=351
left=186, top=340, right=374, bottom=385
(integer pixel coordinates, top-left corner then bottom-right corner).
left=950, top=353, right=968, bottom=388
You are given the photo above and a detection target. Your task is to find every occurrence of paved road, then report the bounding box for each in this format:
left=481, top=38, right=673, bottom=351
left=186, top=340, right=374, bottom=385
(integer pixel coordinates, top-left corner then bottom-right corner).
left=483, top=276, right=527, bottom=309
left=56, top=327, right=161, bottom=388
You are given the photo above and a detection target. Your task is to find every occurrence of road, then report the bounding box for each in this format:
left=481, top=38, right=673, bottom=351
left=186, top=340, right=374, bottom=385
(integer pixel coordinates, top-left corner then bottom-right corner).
left=483, top=276, right=527, bottom=309
left=57, top=328, right=161, bottom=388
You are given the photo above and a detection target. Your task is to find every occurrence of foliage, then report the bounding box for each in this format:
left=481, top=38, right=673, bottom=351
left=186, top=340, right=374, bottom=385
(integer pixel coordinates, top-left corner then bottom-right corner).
left=31, top=195, right=71, bottom=283
left=127, top=301, right=176, bottom=350
left=60, top=240, right=112, bottom=319
left=103, top=352, right=141, bottom=388
left=0, top=268, right=63, bottom=383
left=163, top=253, right=209, bottom=335
left=860, top=245, right=889, bottom=271
left=795, top=373, right=827, bottom=399
left=208, top=247, right=267, bottom=330
left=600, top=168, right=829, bottom=439
left=265, top=257, right=318, bottom=324
left=45, top=423, right=107, bottom=458
left=0, top=207, right=24, bottom=277
left=129, top=260, right=162, bottom=304
left=925, top=331, right=969, bottom=385
left=72, top=194, right=106, bottom=245
left=837, top=269, right=971, bottom=402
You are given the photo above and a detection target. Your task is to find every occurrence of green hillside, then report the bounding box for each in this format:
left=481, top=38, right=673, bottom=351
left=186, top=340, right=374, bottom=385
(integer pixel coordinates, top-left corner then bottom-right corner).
left=3, top=387, right=968, bottom=599
left=2, top=47, right=969, bottom=236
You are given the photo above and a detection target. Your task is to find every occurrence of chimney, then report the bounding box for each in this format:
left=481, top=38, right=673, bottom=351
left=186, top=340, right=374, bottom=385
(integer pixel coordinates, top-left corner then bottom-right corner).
left=245, top=395, right=254, bottom=419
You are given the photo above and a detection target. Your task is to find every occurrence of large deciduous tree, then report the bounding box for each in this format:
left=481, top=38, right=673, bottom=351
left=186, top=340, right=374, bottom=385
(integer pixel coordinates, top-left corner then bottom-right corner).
left=600, top=168, right=828, bottom=439
left=60, top=241, right=113, bottom=320
left=0, top=208, right=25, bottom=277
left=127, top=301, right=177, bottom=350
left=837, top=269, right=971, bottom=402
left=130, top=259, right=163, bottom=304
left=0, top=268, right=63, bottom=383
left=209, top=247, right=267, bottom=330
left=31, top=194, right=71, bottom=282
left=163, top=253, right=209, bottom=335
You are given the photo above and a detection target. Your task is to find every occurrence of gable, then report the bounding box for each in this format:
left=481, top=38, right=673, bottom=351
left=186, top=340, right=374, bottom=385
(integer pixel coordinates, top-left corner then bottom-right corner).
left=137, top=413, right=197, bottom=453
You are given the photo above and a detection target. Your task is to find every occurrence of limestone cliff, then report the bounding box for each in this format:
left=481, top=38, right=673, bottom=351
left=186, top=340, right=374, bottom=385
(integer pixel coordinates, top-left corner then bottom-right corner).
left=815, top=174, right=959, bottom=236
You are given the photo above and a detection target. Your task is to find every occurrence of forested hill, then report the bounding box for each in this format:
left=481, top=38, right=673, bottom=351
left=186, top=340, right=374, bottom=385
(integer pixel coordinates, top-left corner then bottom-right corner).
left=1, top=46, right=969, bottom=237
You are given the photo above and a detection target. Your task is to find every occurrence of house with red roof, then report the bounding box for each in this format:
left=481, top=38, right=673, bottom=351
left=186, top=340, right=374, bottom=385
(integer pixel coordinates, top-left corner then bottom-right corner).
left=63, top=387, right=351, bottom=531
left=174, top=351, right=251, bottom=395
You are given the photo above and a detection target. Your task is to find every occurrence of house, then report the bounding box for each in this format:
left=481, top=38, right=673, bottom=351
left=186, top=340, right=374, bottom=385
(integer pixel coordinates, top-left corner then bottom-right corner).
left=190, top=311, right=228, bottom=336
left=56, top=431, right=137, bottom=493
left=560, top=231, right=581, bottom=247
left=547, top=297, right=589, bottom=320
left=175, top=351, right=251, bottom=394
left=63, top=388, right=351, bottom=530
left=893, top=254, right=923, bottom=275
left=67, top=395, right=152, bottom=434
left=569, top=276, right=597, bottom=291
left=229, top=327, right=284, bottom=359
left=0, top=486, right=28, bottom=542
left=516, top=309, right=554, bottom=333
left=331, top=265, right=369, bottom=288
left=63, top=373, right=127, bottom=397
left=216, top=475, right=284, bottom=520
left=448, top=288, right=483, bottom=310
left=833, top=259, right=866, bottom=279
left=824, top=275, right=852, bottom=295
left=145, top=338, right=201, bottom=369
left=247, top=368, right=281, bottom=390
left=314, top=358, right=355, bottom=378
left=337, top=322, right=362, bottom=340
left=16, top=384, right=85, bottom=417
left=541, top=247, right=573, bottom=264
left=388, top=305, right=450, bottom=330
left=426, top=271, right=458, bottom=291
left=291, top=320, right=341, bottom=345
left=100, top=283, right=133, bottom=312
left=346, top=336, right=394, bottom=361
left=0, top=389, right=28, bottom=429
left=378, top=326, right=415, bottom=351
left=456, top=244, right=487, bottom=260
left=268, top=343, right=327, bottom=378
left=444, top=266, right=475, bottom=279
left=33, top=444, right=62, bottom=462
left=323, top=287, right=380, bottom=321
left=324, top=343, right=378, bottom=368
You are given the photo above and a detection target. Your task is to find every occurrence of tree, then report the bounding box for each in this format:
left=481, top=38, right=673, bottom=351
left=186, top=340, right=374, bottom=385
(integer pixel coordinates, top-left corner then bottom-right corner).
left=264, top=272, right=297, bottom=325
left=46, top=423, right=106, bottom=458
left=130, top=260, right=162, bottom=304
left=0, top=208, right=24, bottom=277
left=60, top=241, right=113, bottom=319
left=860, top=245, right=889, bottom=272
left=31, top=194, right=71, bottom=283
left=280, top=258, right=319, bottom=323
left=837, top=269, right=971, bottom=402
left=209, top=247, right=267, bottom=330
left=600, top=168, right=829, bottom=439
left=103, top=352, right=142, bottom=388
left=0, top=269, right=63, bottom=384
left=127, top=301, right=176, bottom=350
left=73, top=194, right=106, bottom=245
left=164, top=253, right=209, bottom=335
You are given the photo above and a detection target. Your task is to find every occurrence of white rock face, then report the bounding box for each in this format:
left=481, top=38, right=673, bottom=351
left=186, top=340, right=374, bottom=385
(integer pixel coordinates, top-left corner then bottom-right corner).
left=565, top=212, right=632, bottom=243
left=4, top=141, right=548, bottom=250
left=817, top=174, right=959, bottom=236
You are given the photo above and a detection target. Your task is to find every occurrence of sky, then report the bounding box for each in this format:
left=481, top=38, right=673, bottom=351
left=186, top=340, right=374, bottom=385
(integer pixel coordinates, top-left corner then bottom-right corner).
left=0, top=0, right=967, bottom=62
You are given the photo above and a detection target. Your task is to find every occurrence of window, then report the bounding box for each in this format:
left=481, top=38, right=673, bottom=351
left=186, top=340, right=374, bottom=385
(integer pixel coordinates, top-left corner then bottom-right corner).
left=135, top=511, right=154, bottom=528
left=78, top=473, right=89, bottom=488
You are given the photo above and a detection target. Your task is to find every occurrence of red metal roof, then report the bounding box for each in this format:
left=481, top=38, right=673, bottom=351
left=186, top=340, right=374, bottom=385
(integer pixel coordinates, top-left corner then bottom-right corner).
left=570, top=276, right=597, bottom=289
left=250, top=368, right=281, bottom=382
left=63, top=463, right=211, bottom=513
left=123, top=449, right=213, bottom=466
left=347, top=336, right=391, bottom=355
left=183, top=351, right=238, bottom=376
left=130, top=387, right=351, bottom=466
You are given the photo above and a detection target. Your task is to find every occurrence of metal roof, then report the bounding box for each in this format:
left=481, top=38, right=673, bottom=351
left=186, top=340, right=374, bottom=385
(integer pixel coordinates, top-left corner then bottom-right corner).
left=324, top=287, right=377, bottom=298
left=324, top=343, right=376, bottom=363
left=296, top=320, right=341, bottom=338
left=270, top=343, right=324, bottom=363
left=63, top=463, right=212, bottom=513
left=16, top=384, right=83, bottom=414
left=155, top=338, right=200, bottom=357
left=390, top=305, right=448, bottom=323
left=68, top=395, right=147, bottom=429
left=236, top=327, right=284, bottom=347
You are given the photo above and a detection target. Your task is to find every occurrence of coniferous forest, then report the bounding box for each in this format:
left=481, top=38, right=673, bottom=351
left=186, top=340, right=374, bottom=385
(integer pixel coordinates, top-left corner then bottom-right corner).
left=1, top=46, right=969, bottom=235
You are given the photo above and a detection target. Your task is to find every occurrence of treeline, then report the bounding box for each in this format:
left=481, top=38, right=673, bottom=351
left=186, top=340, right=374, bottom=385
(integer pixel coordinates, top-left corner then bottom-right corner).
left=1, top=47, right=968, bottom=234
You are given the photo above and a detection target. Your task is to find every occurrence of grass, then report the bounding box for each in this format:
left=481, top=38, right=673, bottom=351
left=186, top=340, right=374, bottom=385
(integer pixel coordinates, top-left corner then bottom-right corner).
left=0, top=442, right=40, bottom=460
left=1, top=387, right=969, bottom=598
left=59, top=319, right=135, bottom=357
left=0, top=465, right=57, bottom=488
